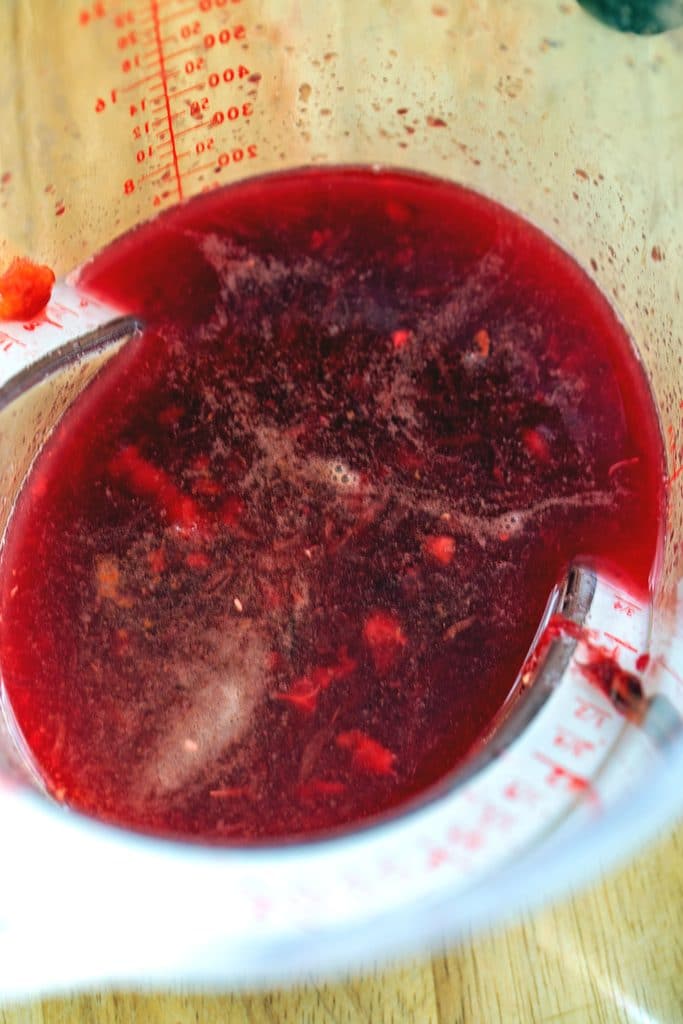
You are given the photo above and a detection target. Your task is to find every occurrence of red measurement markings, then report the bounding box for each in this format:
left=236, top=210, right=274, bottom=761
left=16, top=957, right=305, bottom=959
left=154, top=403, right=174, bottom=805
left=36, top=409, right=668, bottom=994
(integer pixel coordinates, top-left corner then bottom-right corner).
left=184, top=143, right=258, bottom=177
left=120, top=71, right=168, bottom=94
left=534, top=752, right=592, bottom=794
left=150, top=0, right=184, bottom=201
left=22, top=313, right=64, bottom=331
left=502, top=779, right=541, bottom=805
left=149, top=72, right=181, bottom=91
left=88, top=3, right=257, bottom=210
left=158, top=5, right=199, bottom=24
left=425, top=845, right=471, bottom=872
left=552, top=725, right=596, bottom=758
left=137, top=163, right=176, bottom=183
left=0, top=331, right=26, bottom=352
left=468, top=800, right=516, bottom=833
left=167, top=83, right=205, bottom=99
left=446, top=825, right=485, bottom=852
left=175, top=121, right=207, bottom=137
left=573, top=696, right=612, bottom=728
left=602, top=631, right=639, bottom=654
left=184, top=160, right=221, bottom=178
left=48, top=301, right=78, bottom=319
left=612, top=595, right=639, bottom=617
left=162, top=45, right=202, bottom=60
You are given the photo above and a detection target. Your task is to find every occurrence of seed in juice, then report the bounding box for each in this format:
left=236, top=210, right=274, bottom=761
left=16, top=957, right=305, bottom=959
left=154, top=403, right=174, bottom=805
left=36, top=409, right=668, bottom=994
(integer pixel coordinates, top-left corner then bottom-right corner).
left=0, top=167, right=663, bottom=843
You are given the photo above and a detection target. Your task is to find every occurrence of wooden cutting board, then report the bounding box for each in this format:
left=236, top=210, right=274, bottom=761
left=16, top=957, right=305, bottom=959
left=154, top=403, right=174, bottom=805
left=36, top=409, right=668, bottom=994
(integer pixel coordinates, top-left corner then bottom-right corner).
left=1, top=821, right=681, bottom=1024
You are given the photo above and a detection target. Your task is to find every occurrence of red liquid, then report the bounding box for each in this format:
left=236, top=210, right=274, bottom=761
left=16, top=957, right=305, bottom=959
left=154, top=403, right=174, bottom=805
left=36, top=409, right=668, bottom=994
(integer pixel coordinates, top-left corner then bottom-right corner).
left=0, top=168, right=663, bottom=842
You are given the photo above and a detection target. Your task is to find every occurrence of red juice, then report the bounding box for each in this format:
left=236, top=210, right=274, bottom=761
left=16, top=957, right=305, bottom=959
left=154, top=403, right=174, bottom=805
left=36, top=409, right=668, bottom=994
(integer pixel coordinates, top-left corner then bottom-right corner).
left=0, top=168, right=663, bottom=842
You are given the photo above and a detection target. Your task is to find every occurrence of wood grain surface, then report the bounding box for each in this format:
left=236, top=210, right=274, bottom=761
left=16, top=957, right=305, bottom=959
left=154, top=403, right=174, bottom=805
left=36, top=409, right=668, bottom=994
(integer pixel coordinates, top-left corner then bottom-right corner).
left=2, top=822, right=681, bottom=1024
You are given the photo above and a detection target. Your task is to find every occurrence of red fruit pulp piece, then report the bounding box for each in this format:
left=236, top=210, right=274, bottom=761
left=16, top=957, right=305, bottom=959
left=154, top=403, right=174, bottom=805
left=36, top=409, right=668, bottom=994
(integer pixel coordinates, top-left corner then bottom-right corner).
left=109, top=444, right=206, bottom=534
left=522, top=427, right=552, bottom=464
left=363, top=611, right=407, bottom=672
left=157, top=404, right=185, bottom=426
left=424, top=534, right=456, bottom=566
left=273, top=681, right=319, bottom=714
left=608, top=456, right=640, bottom=479
left=275, top=649, right=358, bottom=714
left=336, top=730, right=397, bottom=776
left=209, top=786, right=251, bottom=799
left=0, top=258, right=55, bottom=320
left=185, top=551, right=211, bottom=570
left=221, top=495, right=246, bottom=527
left=385, top=199, right=411, bottom=224
left=146, top=547, right=166, bottom=574
left=392, top=328, right=412, bottom=349
left=297, top=779, right=347, bottom=801
left=193, top=478, right=222, bottom=496
left=473, top=328, right=491, bottom=357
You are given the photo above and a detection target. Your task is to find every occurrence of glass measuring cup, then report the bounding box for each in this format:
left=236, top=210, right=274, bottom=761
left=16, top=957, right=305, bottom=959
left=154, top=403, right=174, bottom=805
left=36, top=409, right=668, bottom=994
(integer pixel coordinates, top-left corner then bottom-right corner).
left=0, top=0, right=682, bottom=998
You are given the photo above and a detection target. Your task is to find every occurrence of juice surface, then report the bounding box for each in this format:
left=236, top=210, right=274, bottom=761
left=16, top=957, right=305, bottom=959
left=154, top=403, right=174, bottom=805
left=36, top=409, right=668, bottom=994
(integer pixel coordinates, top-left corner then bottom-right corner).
left=0, top=168, right=663, bottom=842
